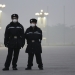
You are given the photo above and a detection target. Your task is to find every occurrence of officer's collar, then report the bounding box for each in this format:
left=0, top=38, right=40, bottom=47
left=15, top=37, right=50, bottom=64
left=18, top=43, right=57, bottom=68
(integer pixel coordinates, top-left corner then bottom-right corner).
left=30, top=26, right=37, bottom=31
left=10, top=22, right=19, bottom=25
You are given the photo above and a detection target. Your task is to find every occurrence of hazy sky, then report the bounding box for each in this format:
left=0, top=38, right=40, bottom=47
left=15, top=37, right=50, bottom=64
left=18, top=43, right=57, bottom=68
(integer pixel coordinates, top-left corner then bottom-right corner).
left=0, top=0, right=75, bottom=42
left=0, top=0, right=75, bottom=27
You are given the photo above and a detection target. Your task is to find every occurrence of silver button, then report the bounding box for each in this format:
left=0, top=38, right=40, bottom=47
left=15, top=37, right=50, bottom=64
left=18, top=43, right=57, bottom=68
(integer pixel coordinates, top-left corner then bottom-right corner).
left=32, top=40, right=35, bottom=42
left=14, top=36, right=17, bottom=39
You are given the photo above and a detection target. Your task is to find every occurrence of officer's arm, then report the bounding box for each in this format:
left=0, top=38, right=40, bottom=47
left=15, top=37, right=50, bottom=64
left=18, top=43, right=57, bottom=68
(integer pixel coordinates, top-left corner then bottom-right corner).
left=4, top=26, right=9, bottom=47
left=40, top=30, right=42, bottom=41
left=24, top=29, right=28, bottom=40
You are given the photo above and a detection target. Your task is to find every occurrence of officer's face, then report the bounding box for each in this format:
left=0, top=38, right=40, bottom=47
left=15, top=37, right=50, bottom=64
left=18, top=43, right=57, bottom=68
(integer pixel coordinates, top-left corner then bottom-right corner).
left=30, top=22, right=36, bottom=27
left=12, top=17, right=18, bottom=23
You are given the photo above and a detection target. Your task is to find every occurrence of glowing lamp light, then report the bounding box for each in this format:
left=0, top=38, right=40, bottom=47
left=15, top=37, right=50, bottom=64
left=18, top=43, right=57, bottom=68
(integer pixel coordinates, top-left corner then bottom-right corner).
left=0, top=4, right=6, bottom=29
left=35, top=13, right=39, bottom=15
left=2, top=4, right=6, bottom=8
left=44, top=13, right=49, bottom=15
left=0, top=27, right=2, bottom=29
left=35, top=10, right=49, bottom=17
left=0, top=4, right=6, bottom=8
left=0, top=10, right=2, bottom=13
left=41, top=10, right=43, bottom=12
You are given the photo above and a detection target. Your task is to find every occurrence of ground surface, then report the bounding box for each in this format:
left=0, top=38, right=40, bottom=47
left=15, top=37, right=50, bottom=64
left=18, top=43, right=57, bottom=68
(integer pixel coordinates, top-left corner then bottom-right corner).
left=0, top=46, right=75, bottom=75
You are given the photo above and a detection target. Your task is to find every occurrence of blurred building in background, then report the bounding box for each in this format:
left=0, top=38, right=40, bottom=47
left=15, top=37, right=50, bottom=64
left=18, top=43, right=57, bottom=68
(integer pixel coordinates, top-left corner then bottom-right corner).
left=35, top=10, right=75, bottom=46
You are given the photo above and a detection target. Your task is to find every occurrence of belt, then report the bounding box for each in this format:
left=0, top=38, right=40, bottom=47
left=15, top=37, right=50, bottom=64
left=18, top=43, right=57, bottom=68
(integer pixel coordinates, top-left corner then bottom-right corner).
left=14, top=36, right=17, bottom=39
left=31, top=40, right=40, bottom=43
left=27, top=40, right=41, bottom=44
left=10, top=36, right=22, bottom=39
left=32, top=40, right=35, bottom=42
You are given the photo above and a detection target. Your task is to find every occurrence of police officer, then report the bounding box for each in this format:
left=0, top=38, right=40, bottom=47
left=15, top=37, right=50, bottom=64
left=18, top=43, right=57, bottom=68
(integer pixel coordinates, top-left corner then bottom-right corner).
left=25, top=18, right=43, bottom=70
left=3, top=14, right=25, bottom=71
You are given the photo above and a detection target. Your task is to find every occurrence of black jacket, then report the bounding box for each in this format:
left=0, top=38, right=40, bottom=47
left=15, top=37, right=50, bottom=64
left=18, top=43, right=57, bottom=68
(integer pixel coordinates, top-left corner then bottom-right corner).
left=24, top=26, right=42, bottom=53
left=4, top=22, right=25, bottom=49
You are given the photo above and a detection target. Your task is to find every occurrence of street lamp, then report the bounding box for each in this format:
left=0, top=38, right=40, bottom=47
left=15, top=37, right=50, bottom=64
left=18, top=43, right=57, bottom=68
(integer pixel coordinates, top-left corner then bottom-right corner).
left=35, top=9, right=49, bottom=28
left=0, top=4, right=6, bottom=8
left=35, top=9, right=49, bottom=18
left=35, top=10, right=49, bottom=27
left=0, top=4, right=6, bottom=29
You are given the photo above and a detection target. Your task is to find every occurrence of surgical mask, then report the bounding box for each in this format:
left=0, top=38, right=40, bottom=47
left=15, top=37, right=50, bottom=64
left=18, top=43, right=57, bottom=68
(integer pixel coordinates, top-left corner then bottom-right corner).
left=12, top=19, right=18, bottom=23
left=30, top=24, right=35, bottom=27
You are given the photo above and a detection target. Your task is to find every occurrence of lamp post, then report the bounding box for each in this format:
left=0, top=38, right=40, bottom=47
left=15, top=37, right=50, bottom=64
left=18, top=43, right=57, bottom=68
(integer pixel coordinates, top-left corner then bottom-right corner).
left=35, top=10, right=49, bottom=28
left=0, top=4, right=6, bottom=29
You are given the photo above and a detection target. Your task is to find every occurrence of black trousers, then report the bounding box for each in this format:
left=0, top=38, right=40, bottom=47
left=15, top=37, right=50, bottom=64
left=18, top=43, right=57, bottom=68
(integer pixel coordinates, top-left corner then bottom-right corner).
left=27, top=53, right=43, bottom=68
left=4, top=48, right=20, bottom=68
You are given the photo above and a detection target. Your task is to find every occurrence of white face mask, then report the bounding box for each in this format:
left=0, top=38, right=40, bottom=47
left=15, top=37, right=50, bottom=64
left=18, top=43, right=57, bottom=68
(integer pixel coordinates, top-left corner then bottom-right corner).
left=12, top=19, right=18, bottom=23
left=30, top=24, right=35, bottom=27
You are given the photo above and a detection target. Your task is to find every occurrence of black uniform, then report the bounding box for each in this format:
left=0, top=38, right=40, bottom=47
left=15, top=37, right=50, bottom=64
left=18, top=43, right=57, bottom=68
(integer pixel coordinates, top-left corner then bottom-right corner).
left=4, top=21, right=24, bottom=69
left=25, top=25, right=43, bottom=69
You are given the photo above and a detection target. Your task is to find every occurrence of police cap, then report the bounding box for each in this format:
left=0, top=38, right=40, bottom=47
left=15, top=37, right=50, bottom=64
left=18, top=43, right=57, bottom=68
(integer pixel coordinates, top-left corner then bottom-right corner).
left=30, top=18, right=37, bottom=23
left=11, top=14, right=19, bottom=19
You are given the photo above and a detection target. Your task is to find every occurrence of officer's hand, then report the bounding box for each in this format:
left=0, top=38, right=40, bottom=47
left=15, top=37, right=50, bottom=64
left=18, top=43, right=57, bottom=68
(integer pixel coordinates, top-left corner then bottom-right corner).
left=21, top=46, right=24, bottom=49
left=5, top=44, right=8, bottom=47
left=22, top=43, right=25, bottom=48
left=21, top=46, right=23, bottom=48
left=21, top=45, right=25, bottom=48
